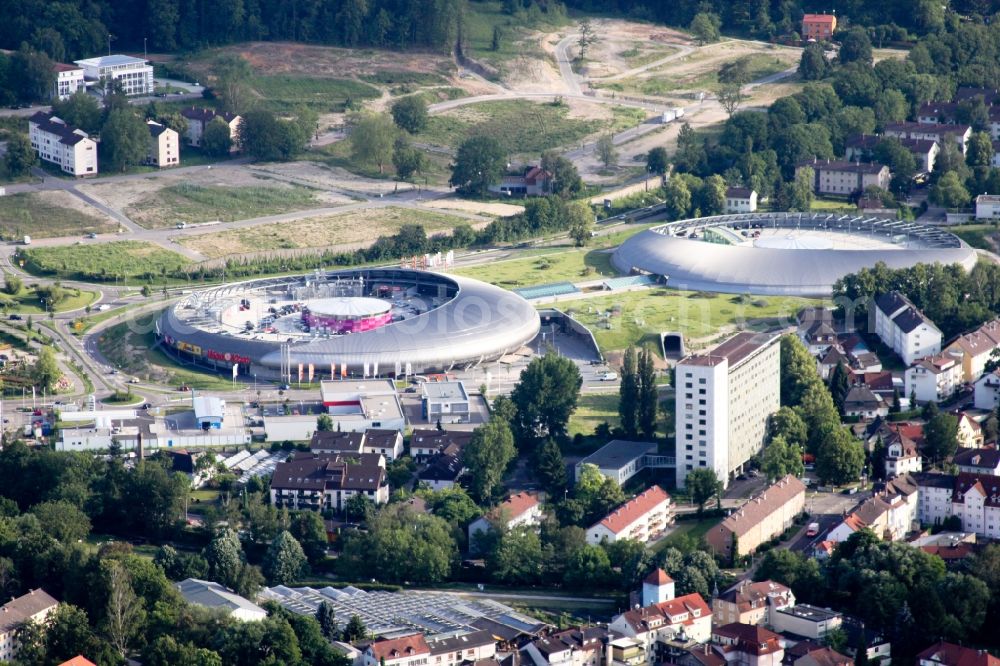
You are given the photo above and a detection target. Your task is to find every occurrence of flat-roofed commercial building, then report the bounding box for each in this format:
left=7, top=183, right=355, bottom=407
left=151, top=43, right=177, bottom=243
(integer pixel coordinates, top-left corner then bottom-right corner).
left=675, top=332, right=780, bottom=488
left=74, top=54, right=154, bottom=95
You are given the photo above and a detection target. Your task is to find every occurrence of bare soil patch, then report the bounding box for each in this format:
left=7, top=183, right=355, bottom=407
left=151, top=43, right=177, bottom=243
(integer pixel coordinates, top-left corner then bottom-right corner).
left=420, top=199, right=524, bottom=217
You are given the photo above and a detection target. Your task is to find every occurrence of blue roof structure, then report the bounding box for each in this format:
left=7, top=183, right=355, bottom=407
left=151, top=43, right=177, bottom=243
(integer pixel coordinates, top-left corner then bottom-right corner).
left=513, top=282, right=579, bottom=300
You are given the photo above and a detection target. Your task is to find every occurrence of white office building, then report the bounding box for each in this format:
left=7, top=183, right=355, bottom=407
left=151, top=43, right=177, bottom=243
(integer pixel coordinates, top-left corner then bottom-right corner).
left=74, top=54, right=154, bottom=96
left=873, top=292, right=941, bottom=366
left=28, top=112, right=98, bottom=177
left=52, top=63, right=85, bottom=100
left=674, top=332, right=781, bottom=489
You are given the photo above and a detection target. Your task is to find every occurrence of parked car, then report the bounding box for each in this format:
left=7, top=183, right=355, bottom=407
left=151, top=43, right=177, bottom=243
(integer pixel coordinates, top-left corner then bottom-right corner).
left=806, top=522, right=820, bottom=537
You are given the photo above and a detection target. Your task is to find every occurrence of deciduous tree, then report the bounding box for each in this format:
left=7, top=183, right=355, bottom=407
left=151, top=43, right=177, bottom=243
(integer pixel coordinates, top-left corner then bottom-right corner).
left=101, top=109, right=149, bottom=173
left=463, top=415, right=516, bottom=503
left=449, top=135, right=506, bottom=197
left=510, top=353, right=582, bottom=447
left=685, top=468, right=722, bottom=514
left=3, top=133, right=37, bottom=178
left=390, top=95, right=428, bottom=134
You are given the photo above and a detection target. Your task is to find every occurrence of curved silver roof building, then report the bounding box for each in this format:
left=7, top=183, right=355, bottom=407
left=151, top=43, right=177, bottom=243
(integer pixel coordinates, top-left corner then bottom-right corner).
left=157, top=268, right=540, bottom=377
left=613, top=213, right=979, bottom=297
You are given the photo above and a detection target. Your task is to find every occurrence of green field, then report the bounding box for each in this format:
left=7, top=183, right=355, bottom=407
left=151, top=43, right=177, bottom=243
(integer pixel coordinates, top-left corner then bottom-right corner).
left=650, top=517, right=720, bottom=553
left=453, top=248, right=616, bottom=288
left=1, top=285, right=98, bottom=314
left=568, top=393, right=619, bottom=438
left=127, top=182, right=323, bottom=229
left=547, top=289, right=822, bottom=352
left=449, top=223, right=655, bottom=288
left=97, top=318, right=243, bottom=391
left=949, top=223, right=997, bottom=250
left=21, top=241, right=192, bottom=282
left=418, top=100, right=640, bottom=155
left=810, top=197, right=857, bottom=212
left=250, top=75, right=381, bottom=113
left=0, top=192, right=117, bottom=240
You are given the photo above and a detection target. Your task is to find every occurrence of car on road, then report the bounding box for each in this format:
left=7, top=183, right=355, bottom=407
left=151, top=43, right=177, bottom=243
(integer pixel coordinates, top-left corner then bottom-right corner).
left=279, top=383, right=290, bottom=391
left=86, top=232, right=97, bottom=239
left=8, top=314, right=21, bottom=321
left=598, top=371, right=618, bottom=381
left=806, top=522, right=820, bottom=537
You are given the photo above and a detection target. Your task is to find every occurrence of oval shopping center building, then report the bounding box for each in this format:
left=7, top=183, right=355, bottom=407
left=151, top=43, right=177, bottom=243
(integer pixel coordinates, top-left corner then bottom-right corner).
left=612, top=212, right=979, bottom=297
left=156, top=268, right=541, bottom=379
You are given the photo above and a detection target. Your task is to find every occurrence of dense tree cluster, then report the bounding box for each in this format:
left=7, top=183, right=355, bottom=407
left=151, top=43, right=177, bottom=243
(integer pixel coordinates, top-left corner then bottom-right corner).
left=779, top=335, right=864, bottom=485
left=1, top=0, right=473, bottom=57
left=0, top=442, right=349, bottom=665
left=756, top=530, right=999, bottom=661
left=833, top=260, right=1000, bottom=340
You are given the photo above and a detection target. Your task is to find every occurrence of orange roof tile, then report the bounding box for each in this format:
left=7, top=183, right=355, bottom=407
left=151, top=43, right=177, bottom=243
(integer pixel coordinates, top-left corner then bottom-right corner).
left=644, top=568, right=674, bottom=586
left=368, top=634, right=431, bottom=661
left=597, top=486, right=671, bottom=534
left=497, top=491, right=539, bottom=520
left=58, top=659, right=97, bottom=666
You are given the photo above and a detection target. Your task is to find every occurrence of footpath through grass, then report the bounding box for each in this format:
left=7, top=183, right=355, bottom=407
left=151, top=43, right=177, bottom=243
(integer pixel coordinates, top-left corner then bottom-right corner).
left=250, top=75, right=381, bottom=114
left=419, top=100, right=642, bottom=155
left=0, top=191, right=117, bottom=239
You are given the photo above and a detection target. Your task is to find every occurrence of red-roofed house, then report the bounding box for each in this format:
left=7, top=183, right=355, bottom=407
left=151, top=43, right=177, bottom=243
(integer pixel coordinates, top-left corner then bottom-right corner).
left=917, top=641, right=1000, bottom=666
left=364, top=634, right=432, bottom=666
left=490, top=165, right=553, bottom=197
left=794, top=646, right=852, bottom=666
left=586, top=485, right=673, bottom=545
left=801, top=14, right=836, bottom=41
left=58, top=658, right=97, bottom=666
left=711, top=623, right=784, bottom=666
left=642, top=568, right=676, bottom=606
left=711, top=580, right=795, bottom=626
left=469, top=492, right=544, bottom=549
left=609, top=592, right=713, bottom=658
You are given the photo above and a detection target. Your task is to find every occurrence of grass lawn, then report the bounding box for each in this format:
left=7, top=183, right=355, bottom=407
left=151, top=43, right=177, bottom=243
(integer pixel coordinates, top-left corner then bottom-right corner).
left=448, top=224, right=655, bottom=288
left=418, top=99, right=620, bottom=155
left=452, top=247, right=617, bottom=288
left=0, top=191, right=118, bottom=240
left=97, top=318, right=246, bottom=391
left=617, top=45, right=679, bottom=69
left=569, top=393, right=619, bottom=438
left=949, top=223, right=998, bottom=250
left=2, top=285, right=98, bottom=314
left=21, top=241, right=192, bottom=282
left=546, top=289, right=822, bottom=353
left=191, top=489, right=221, bottom=503
left=176, top=207, right=465, bottom=259
left=650, top=517, right=720, bottom=553
left=126, top=182, right=323, bottom=229
left=314, top=139, right=454, bottom=184
left=810, top=197, right=856, bottom=212
left=250, top=75, right=380, bottom=113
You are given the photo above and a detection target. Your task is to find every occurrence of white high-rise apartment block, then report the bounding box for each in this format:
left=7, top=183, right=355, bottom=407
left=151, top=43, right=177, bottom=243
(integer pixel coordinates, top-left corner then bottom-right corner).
left=74, top=54, right=154, bottom=96
left=675, top=332, right=781, bottom=489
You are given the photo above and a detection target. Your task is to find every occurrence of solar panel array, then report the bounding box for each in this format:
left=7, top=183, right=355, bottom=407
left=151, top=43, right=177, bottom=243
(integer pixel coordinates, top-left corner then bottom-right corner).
left=260, top=586, right=547, bottom=639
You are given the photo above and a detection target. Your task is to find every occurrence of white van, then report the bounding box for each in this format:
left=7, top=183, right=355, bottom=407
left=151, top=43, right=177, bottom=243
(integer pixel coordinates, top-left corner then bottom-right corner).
left=599, top=371, right=618, bottom=381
